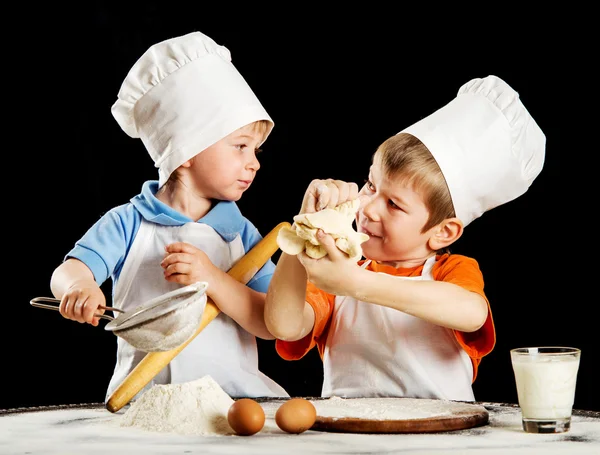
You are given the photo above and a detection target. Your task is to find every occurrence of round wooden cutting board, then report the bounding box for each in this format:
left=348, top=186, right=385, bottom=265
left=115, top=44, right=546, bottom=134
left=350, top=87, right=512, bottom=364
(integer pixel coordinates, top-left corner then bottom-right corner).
left=307, top=397, right=489, bottom=434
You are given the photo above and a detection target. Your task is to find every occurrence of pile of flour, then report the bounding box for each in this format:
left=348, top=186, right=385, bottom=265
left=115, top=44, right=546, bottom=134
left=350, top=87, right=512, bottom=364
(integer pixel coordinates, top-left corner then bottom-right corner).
left=119, top=375, right=234, bottom=436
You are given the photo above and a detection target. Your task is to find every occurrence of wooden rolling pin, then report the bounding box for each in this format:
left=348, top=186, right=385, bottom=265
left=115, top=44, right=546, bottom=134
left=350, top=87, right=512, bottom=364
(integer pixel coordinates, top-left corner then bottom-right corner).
left=105, top=221, right=290, bottom=413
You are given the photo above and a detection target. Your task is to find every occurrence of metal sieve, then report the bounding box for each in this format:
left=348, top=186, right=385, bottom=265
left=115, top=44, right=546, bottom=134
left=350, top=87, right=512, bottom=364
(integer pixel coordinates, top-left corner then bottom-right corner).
left=30, top=281, right=209, bottom=352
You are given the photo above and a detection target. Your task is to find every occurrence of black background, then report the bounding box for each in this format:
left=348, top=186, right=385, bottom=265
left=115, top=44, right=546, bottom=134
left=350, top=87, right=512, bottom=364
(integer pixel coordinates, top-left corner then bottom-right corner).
left=9, top=4, right=596, bottom=412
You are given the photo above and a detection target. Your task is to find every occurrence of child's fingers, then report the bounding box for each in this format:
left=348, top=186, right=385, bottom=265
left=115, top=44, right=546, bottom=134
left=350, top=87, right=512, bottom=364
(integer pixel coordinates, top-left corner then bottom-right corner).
left=164, top=242, right=197, bottom=254
left=304, top=179, right=358, bottom=213
left=164, top=271, right=193, bottom=285
left=163, top=262, right=192, bottom=277
left=296, top=251, right=314, bottom=268
left=317, top=230, right=344, bottom=259
left=335, top=182, right=350, bottom=206
left=59, top=295, right=73, bottom=318
left=301, top=180, right=326, bottom=213
left=60, top=295, right=85, bottom=322
left=304, top=189, right=319, bottom=213
left=161, top=252, right=192, bottom=269
left=81, top=298, right=103, bottom=325
left=336, top=181, right=359, bottom=205
left=313, top=181, right=329, bottom=211
left=318, top=180, right=340, bottom=210
left=319, top=180, right=358, bottom=210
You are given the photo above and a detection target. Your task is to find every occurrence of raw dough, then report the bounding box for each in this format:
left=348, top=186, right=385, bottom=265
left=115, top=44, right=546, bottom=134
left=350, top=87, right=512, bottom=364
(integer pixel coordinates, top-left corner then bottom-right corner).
left=277, top=199, right=369, bottom=261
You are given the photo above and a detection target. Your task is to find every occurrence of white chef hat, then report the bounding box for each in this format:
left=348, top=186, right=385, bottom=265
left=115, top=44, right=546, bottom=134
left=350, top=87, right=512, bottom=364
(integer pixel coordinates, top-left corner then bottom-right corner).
left=111, top=31, right=273, bottom=187
left=400, top=75, right=545, bottom=227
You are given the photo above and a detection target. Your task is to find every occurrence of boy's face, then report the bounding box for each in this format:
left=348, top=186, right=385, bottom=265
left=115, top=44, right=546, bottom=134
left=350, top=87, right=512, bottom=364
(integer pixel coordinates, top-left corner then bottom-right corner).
left=356, top=156, right=438, bottom=267
left=187, top=123, right=263, bottom=201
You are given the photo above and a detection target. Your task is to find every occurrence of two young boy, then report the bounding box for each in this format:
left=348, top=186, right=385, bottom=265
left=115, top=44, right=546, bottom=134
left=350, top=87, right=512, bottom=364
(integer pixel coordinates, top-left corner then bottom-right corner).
left=51, top=30, right=544, bottom=402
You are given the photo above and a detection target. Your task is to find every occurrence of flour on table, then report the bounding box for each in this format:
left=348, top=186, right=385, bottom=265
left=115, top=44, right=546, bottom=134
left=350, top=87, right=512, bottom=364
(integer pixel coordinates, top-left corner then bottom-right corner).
left=119, top=375, right=234, bottom=436
left=5, top=402, right=600, bottom=453
left=310, top=396, right=485, bottom=420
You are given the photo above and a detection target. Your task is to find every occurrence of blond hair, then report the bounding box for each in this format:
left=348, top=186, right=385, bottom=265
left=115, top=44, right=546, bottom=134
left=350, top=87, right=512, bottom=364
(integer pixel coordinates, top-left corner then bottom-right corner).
left=247, top=119, right=272, bottom=145
left=161, top=119, right=272, bottom=190
left=375, top=133, right=455, bottom=232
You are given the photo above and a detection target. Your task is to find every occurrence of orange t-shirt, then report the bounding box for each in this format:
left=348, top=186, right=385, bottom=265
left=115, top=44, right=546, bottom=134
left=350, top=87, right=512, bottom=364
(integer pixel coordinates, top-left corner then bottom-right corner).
left=275, top=253, right=496, bottom=382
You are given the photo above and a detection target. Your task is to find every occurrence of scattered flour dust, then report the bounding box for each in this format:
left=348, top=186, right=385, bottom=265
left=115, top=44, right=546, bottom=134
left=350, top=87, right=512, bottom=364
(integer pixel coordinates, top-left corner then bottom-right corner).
left=119, top=375, right=234, bottom=436
left=311, top=396, right=485, bottom=420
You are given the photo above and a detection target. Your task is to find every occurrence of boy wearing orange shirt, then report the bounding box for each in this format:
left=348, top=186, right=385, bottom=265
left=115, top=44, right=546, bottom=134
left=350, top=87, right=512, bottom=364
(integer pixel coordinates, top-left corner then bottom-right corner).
left=265, top=75, right=545, bottom=401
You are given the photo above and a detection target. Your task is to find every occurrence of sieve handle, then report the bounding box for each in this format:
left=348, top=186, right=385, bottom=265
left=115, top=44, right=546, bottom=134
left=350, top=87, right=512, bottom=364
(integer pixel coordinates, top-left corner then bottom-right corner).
left=30, top=297, right=125, bottom=321
left=105, top=221, right=291, bottom=413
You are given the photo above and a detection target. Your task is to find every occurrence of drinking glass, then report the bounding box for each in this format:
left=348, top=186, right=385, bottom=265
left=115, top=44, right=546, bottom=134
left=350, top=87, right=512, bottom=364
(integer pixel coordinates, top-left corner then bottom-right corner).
left=510, top=347, right=581, bottom=433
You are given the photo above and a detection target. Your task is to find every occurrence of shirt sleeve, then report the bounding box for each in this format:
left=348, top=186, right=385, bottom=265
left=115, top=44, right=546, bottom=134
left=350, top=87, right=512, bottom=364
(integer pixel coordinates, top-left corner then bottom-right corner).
left=65, top=204, right=140, bottom=285
left=434, top=254, right=496, bottom=381
left=275, top=281, right=335, bottom=360
left=239, top=218, right=276, bottom=293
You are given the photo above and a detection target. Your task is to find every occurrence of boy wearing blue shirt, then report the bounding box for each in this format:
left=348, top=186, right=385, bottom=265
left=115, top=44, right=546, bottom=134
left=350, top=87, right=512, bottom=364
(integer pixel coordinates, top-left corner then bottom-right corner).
left=49, top=31, right=288, bottom=400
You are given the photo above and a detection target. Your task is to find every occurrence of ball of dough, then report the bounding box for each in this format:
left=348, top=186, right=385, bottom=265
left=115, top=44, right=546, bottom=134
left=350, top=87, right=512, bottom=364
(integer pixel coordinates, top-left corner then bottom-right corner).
left=277, top=199, right=369, bottom=260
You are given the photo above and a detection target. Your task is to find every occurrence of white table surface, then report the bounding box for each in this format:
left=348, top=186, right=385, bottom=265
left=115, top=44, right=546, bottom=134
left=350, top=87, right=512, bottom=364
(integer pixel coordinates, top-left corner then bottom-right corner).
left=2, top=400, right=598, bottom=454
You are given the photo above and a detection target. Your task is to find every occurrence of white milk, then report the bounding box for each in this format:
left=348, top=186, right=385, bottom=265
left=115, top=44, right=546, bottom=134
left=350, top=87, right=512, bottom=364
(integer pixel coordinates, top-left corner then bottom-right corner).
left=512, top=355, right=580, bottom=419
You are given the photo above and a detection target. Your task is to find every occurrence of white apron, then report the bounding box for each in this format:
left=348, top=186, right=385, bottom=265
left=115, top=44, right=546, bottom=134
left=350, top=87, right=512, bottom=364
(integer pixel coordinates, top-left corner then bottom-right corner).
left=106, top=219, right=289, bottom=401
left=322, top=255, right=475, bottom=401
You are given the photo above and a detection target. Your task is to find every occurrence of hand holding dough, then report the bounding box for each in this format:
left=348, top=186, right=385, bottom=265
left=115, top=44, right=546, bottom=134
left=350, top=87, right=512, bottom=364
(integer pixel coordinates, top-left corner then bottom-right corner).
left=277, top=199, right=369, bottom=261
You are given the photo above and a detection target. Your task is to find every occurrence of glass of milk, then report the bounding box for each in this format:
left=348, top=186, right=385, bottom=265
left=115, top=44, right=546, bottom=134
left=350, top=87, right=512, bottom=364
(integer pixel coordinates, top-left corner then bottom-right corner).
left=510, top=347, right=581, bottom=433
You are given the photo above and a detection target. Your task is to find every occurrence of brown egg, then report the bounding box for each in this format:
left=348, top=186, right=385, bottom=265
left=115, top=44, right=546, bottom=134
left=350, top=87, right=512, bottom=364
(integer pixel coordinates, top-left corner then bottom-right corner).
left=227, top=398, right=265, bottom=436
left=275, top=398, right=317, bottom=434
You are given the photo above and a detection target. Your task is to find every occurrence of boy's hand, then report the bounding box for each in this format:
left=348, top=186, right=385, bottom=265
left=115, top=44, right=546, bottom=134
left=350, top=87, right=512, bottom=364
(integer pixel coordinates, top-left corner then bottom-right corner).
left=300, top=179, right=359, bottom=215
left=59, top=281, right=106, bottom=327
left=297, top=229, right=361, bottom=295
left=162, top=242, right=217, bottom=285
